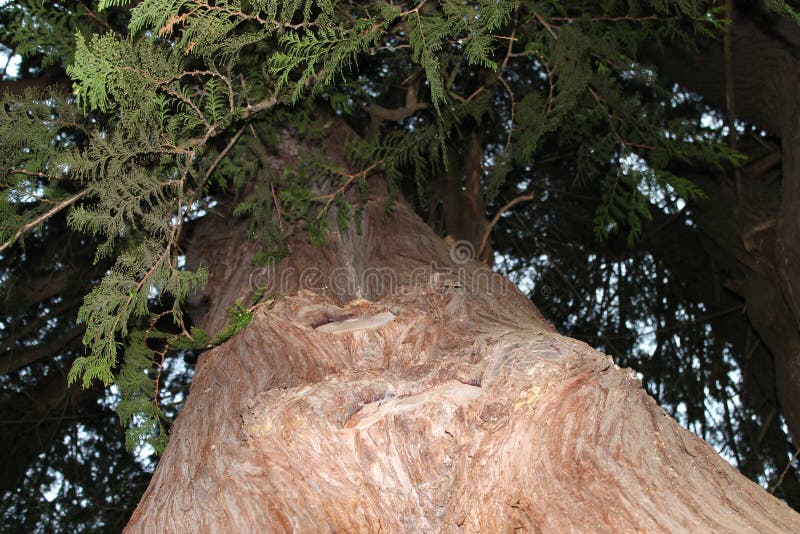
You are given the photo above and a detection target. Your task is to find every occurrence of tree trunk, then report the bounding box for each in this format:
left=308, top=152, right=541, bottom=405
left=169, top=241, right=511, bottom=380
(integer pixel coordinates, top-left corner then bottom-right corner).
left=125, top=159, right=800, bottom=530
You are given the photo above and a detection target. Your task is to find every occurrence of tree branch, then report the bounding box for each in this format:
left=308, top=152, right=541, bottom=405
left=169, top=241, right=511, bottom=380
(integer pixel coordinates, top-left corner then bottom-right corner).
left=0, top=189, right=87, bottom=254
left=0, top=324, right=85, bottom=375
left=204, top=125, right=246, bottom=179
left=477, top=194, right=534, bottom=260
left=367, top=74, right=428, bottom=138
left=770, top=449, right=800, bottom=494
left=185, top=95, right=279, bottom=148
left=0, top=295, right=84, bottom=355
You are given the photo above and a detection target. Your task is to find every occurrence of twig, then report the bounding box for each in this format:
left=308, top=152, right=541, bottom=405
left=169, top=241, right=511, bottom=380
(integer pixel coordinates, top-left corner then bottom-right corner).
left=588, top=87, right=660, bottom=151
left=723, top=0, right=742, bottom=206
left=497, top=6, right=519, bottom=150
left=185, top=94, right=278, bottom=148
left=168, top=70, right=236, bottom=112
left=152, top=344, right=170, bottom=409
left=80, top=1, right=110, bottom=29
left=533, top=11, right=558, bottom=39
left=204, top=124, right=246, bottom=179
left=769, top=449, right=800, bottom=494
left=270, top=182, right=284, bottom=231
left=9, top=169, right=49, bottom=178
left=0, top=189, right=87, bottom=254
left=498, top=76, right=516, bottom=150
left=550, top=15, right=657, bottom=22
left=400, top=0, right=428, bottom=17
left=466, top=86, right=486, bottom=102
left=541, top=58, right=555, bottom=114
left=315, top=160, right=383, bottom=214
left=367, top=76, right=428, bottom=138
left=477, top=194, right=534, bottom=259
left=499, top=6, right=518, bottom=74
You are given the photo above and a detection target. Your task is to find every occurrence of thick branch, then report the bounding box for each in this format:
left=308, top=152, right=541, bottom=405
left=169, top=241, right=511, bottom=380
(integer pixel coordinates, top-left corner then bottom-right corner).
left=367, top=77, right=429, bottom=139
left=0, top=296, right=84, bottom=355
left=3, top=262, right=107, bottom=306
left=0, top=324, right=85, bottom=375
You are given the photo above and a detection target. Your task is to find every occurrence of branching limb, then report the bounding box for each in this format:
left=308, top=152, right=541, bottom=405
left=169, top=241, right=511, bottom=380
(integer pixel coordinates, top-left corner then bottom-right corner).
left=533, top=11, right=558, bottom=39
left=367, top=75, right=429, bottom=139
left=185, top=95, right=278, bottom=148
left=770, top=449, right=800, bottom=494
left=315, top=160, right=384, bottom=214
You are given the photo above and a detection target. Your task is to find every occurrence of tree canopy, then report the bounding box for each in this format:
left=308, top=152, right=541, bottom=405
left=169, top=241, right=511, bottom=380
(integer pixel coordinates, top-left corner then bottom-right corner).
left=1, top=0, right=799, bottom=529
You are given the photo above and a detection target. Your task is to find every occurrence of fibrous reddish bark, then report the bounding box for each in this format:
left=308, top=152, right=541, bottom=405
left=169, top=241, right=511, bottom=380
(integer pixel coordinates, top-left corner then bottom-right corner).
left=126, top=188, right=800, bottom=531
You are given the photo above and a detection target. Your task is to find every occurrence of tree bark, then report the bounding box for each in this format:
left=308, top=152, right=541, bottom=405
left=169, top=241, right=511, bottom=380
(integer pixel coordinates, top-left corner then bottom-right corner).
left=442, top=131, right=490, bottom=261
left=126, top=152, right=800, bottom=530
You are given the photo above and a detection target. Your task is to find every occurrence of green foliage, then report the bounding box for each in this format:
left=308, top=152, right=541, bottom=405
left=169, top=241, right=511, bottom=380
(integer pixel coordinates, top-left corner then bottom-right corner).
left=169, top=326, right=214, bottom=351
left=216, top=301, right=253, bottom=343
left=0, top=91, right=84, bottom=248
left=6, top=0, right=800, bottom=523
left=115, top=330, right=169, bottom=453
left=68, top=240, right=209, bottom=388
left=114, top=298, right=252, bottom=452
left=762, top=0, right=800, bottom=24
left=0, top=0, right=78, bottom=69
left=592, top=162, right=706, bottom=245
left=233, top=180, right=291, bottom=263
left=271, top=22, right=387, bottom=103
left=98, top=0, right=132, bottom=10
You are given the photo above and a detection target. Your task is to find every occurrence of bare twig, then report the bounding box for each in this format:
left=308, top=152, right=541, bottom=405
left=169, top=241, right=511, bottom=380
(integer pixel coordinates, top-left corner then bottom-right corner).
left=315, top=160, right=383, bottom=214
left=550, top=15, right=657, bottom=22
left=400, top=0, right=428, bottom=17
left=8, top=169, right=50, bottom=178
left=533, top=11, right=558, bottom=39
left=270, top=182, right=284, bottom=231
left=367, top=75, right=428, bottom=138
left=0, top=189, right=87, bottom=254
left=769, top=449, right=800, bottom=494
left=80, top=1, right=110, bottom=29
left=495, top=6, right=520, bottom=149
left=204, top=124, right=246, bottom=179
left=466, top=86, right=486, bottom=102
left=588, top=87, right=660, bottom=151
left=477, top=194, right=534, bottom=260
left=498, top=76, right=516, bottom=150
